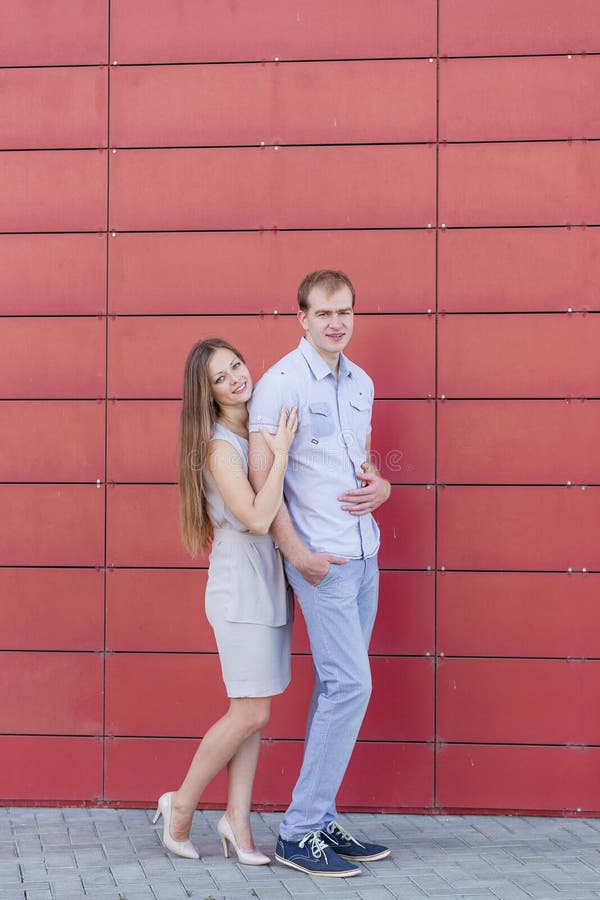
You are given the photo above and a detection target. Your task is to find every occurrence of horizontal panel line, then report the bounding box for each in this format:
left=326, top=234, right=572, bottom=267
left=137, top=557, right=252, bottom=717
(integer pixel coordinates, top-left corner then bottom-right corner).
left=3, top=481, right=600, bottom=488
left=3, top=225, right=599, bottom=236
left=1, top=52, right=599, bottom=73
left=3, top=137, right=598, bottom=155
left=3, top=397, right=599, bottom=403
left=1, top=564, right=597, bottom=574
left=106, top=138, right=600, bottom=151
left=3, top=650, right=597, bottom=661
left=2, top=310, right=600, bottom=318
left=1, top=312, right=600, bottom=320
left=436, top=741, right=600, bottom=748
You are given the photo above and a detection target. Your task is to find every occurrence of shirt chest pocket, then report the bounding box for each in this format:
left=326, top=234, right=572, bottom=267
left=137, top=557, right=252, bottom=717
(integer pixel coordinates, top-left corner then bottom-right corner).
left=308, top=401, right=335, bottom=438
left=349, top=395, right=371, bottom=437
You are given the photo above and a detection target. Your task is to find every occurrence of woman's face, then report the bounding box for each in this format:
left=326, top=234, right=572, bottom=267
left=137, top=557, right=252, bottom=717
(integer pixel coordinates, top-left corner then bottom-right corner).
left=207, top=348, right=252, bottom=409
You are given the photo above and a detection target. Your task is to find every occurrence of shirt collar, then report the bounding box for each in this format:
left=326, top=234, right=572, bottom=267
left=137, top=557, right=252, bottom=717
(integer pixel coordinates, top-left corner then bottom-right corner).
left=297, top=337, right=352, bottom=381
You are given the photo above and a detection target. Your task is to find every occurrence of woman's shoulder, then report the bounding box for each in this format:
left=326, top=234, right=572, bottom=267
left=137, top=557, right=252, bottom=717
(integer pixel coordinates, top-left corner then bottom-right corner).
left=208, top=424, right=248, bottom=470
left=211, top=422, right=248, bottom=444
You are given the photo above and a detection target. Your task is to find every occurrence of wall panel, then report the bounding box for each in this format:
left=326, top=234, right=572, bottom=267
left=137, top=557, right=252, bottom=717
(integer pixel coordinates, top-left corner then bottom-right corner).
left=106, top=485, right=203, bottom=568
left=0, top=67, right=108, bottom=150
left=111, top=0, right=437, bottom=64
left=108, top=230, right=435, bottom=315
left=377, top=486, right=435, bottom=570
left=438, top=659, right=600, bottom=744
left=0, top=569, right=104, bottom=652
left=438, top=314, right=600, bottom=398
left=109, top=146, right=436, bottom=231
left=439, top=142, right=600, bottom=227
left=111, top=60, right=435, bottom=147
left=438, top=228, right=600, bottom=314
left=437, top=745, right=600, bottom=813
left=0, top=485, right=104, bottom=567
left=0, top=1, right=108, bottom=66
left=439, top=56, right=600, bottom=143
left=438, top=400, right=600, bottom=484
left=0, top=318, right=105, bottom=399
left=0, top=401, right=105, bottom=481
left=0, top=150, right=107, bottom=232
left=0, top=652, right=102, bottom=735
left=0, top=234, right=107, bottom=316
left=438, top=573, right=600, bottom=658
left=0, top=737, right=102, bottom=802
left=439, top=0, right=600, bottom=56
left=438, top=486, right=600, bottom=571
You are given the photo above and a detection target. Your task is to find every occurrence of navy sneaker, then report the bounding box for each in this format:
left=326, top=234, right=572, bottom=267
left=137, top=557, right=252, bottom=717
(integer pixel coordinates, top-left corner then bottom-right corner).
left=275, top=831, right=361, bottom=877
left=322, top=820, right=391, bottom=861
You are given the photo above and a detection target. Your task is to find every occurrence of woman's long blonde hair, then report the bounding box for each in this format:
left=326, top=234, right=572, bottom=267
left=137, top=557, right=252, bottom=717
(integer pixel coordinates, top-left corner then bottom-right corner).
left=178, top=337, right=245, bottom=556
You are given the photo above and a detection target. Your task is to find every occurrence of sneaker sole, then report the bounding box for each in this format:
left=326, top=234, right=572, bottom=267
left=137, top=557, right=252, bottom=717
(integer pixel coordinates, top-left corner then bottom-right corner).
left=337, top=848, right=391, bottom=862
left=275, top=853, right=361, bottom=877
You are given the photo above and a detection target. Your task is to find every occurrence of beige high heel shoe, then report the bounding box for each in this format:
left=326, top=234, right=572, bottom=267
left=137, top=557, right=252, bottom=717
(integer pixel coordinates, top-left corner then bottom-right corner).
left=217, top=814, right=270, bottom=865
left=152, top=792, right=199, bottom=860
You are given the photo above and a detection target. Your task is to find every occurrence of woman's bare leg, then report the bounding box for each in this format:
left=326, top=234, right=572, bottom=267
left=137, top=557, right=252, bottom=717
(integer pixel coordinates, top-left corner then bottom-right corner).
left=168, top=697, right=270, bottom=841
left=225, top=730, right=262, bottom=850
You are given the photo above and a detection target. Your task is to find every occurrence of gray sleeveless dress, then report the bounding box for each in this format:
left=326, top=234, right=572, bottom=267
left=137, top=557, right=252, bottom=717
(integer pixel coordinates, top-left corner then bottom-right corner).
left=204, top=423, right=292, bottom=697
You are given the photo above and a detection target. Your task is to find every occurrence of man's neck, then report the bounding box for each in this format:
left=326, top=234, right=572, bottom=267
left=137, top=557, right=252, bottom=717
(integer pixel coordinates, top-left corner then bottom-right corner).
left=305, top=336, right=340, bottom=377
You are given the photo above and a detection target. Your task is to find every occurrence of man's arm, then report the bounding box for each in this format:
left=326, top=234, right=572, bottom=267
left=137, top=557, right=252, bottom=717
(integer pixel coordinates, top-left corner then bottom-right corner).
left=338, top=433, right=391, bottom=515
left=248, top=430, right=347, bottom=585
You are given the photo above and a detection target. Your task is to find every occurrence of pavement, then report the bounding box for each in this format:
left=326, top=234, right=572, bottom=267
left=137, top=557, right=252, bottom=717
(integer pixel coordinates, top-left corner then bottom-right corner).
left=1, top=806, right=600, bottom=900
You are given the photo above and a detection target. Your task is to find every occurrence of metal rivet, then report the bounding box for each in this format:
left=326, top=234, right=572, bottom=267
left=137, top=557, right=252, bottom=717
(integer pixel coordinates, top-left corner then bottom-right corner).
left=567, top=306, right=573, bottom=313
left=274, top=56, right=280, bottom=62
left=568, top=55, right=573, bottom=59
left=111, top=232, right=116, bottom=237
left=425, top=651, right=431, bottom=657
left=582, top=568, right=587, bottom=574
left=96, top=479, right=101, bottom=488
left=112, top=148, right=117, bottom=154
left=274, top=145, right=279, bottom=150
left=566, top=480, right=572, bottom=486
left=439, top=651, right=445, bottom=657
left=426, top=484, right=432, bottom=490
left=440, top=394, right=446, bottom=400
left=273, top=309, right=278, bottom=315
left=581, top=485, right=587, bottom=491
left=568, top=567, right=573, bottom=573
left=576, top=807, right=582, bottom=812
left=112, top=60, right=118, bottom=65
left=426, top=565, right=432, bottom=571
left=428, top=58, right=434, bottom=63
left=427, top=223, right=432, bottom=228
left=426, top=308, right=432, bottom=314
left=440, top=565, right=446, bottom=572
left=260, top=141, right=265, bottom=146
left=441, top=223, right=446, bottom=229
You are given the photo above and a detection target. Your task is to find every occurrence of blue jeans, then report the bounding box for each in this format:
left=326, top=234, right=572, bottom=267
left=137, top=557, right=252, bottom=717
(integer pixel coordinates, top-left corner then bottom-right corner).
left=279, top=556, right=379, bottom=840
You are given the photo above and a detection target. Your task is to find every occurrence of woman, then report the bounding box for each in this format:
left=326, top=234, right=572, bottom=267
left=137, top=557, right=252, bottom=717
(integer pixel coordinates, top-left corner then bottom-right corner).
left=153, top=338, right=297, bottom=864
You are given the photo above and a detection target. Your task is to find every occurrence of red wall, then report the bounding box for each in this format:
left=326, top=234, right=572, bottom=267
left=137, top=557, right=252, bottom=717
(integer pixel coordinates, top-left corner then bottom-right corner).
left=1, top=0, right=600, bottom=811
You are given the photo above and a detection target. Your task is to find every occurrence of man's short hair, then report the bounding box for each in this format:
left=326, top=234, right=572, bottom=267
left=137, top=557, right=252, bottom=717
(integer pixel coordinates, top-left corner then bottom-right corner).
left=297, top=270, right=356, bottom=311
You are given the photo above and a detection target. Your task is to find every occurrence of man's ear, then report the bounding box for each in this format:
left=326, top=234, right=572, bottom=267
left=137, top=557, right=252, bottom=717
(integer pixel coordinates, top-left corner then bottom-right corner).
left=297, top=309, right=308, bottom=332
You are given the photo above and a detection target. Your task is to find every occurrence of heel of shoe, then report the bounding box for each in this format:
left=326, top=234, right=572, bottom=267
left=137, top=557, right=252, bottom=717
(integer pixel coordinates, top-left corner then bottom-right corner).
left=152, top=807, right=162, bottom=826
left=220, top=834, right=230, bottom=858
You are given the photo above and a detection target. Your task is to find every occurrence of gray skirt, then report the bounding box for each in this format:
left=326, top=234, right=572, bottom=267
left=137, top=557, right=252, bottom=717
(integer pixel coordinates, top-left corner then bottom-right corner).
left=205, top=529, right=292, bottom=698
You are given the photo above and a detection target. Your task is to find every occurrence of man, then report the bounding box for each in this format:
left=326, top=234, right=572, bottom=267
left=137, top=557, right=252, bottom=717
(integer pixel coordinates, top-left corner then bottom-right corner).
left=248, top=270, right=391, bottom=877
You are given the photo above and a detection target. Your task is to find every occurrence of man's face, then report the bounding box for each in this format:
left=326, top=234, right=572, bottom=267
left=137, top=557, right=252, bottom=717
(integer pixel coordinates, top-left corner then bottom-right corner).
left=297, top=285, right=354, bottom=360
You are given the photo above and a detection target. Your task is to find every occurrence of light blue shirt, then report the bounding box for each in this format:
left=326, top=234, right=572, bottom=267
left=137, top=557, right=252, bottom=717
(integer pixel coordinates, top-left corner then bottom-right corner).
left=248, top=338, right=380, bottom=559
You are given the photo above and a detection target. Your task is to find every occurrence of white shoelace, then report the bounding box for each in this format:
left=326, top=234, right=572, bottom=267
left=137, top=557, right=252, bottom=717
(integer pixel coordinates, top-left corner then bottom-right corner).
left=299, top=831, right=329, bottom=861
left=326, top=821, right=365, bottom=848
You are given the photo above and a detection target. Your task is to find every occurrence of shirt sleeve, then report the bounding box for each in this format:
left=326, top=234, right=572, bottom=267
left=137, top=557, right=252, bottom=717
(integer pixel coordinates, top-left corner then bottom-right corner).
left=248, top=369, right=297, bottom=434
